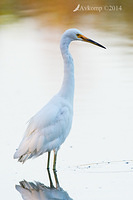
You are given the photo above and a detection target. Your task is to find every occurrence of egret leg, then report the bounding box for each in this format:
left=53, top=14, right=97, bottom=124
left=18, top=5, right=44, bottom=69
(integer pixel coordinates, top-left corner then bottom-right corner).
left=47, top=152, right=51, bottom=169
left=53, top=150, right=57, bottom=171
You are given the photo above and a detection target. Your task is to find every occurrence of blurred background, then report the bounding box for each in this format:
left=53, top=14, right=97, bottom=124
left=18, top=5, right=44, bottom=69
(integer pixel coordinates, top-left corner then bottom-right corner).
left=1, top=0, right=133, bottom=200
left=0, top=0, right=133, bottom=37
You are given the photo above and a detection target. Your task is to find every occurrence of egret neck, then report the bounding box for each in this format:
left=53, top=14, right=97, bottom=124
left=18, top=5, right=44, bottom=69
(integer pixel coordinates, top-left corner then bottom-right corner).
left=59, top=36, right=75, bottom=105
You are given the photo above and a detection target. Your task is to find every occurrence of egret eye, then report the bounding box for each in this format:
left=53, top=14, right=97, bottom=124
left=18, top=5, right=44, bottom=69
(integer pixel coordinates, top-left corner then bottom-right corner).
left=76, top=33, right=81, bottom=38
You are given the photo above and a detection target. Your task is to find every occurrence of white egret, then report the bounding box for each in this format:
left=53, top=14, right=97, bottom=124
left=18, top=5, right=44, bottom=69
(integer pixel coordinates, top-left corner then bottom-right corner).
left=14, top=28, right=106, bottom=170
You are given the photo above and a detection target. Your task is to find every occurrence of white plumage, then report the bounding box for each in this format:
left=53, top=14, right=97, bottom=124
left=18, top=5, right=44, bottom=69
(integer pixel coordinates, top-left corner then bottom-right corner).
left=14, top=28, right=105, bottom=170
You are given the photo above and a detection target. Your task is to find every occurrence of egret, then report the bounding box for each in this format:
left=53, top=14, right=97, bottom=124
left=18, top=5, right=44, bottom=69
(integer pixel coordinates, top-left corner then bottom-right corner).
left=14, top=28, right=106, bottom=170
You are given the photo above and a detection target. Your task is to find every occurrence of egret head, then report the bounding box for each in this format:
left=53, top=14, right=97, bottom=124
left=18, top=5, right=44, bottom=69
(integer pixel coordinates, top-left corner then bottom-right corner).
left=62, top=28, right=106, bottom=49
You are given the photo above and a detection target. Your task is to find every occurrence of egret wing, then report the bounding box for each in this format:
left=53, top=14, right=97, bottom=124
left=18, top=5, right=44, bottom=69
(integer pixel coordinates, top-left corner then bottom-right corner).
left=14, top=96, right=73, bottom=161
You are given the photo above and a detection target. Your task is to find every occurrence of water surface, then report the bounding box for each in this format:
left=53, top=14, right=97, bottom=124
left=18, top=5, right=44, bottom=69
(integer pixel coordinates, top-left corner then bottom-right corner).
left=0, top=15, right=133, bottom=199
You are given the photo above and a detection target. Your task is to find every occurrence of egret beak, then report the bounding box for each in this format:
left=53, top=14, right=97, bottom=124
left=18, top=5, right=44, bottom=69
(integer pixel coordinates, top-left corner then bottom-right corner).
left=77, top=34, right=106, bottom=49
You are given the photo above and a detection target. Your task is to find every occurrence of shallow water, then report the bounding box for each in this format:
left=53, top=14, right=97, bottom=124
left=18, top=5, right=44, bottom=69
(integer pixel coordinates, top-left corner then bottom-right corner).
left=1, top=16, right=133, bottom=199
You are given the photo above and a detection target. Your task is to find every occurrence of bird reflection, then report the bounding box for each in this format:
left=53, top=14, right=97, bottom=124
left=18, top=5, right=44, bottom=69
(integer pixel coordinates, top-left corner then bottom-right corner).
left=16, top=169, right=73, bottom=200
